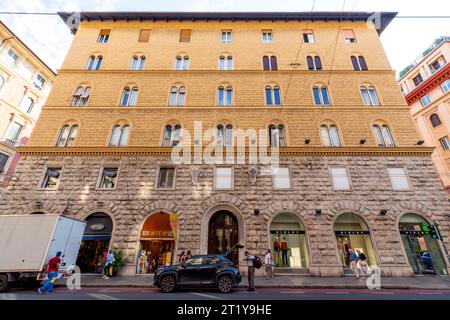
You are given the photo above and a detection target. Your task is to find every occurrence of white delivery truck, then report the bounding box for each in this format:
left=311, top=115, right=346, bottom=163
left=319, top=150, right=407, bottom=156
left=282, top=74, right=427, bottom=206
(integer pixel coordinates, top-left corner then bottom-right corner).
left=0, top=214, right=87, bottom=292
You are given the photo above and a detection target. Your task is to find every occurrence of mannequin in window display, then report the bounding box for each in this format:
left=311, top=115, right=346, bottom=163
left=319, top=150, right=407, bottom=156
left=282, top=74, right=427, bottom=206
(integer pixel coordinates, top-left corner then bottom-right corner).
left=138, top=251, right=147, bottom=274
left=146, top=251, right=153, bottom=273
left=280, top=237, right=289, bottom=266
left=273, top=235, right=282, bottom=267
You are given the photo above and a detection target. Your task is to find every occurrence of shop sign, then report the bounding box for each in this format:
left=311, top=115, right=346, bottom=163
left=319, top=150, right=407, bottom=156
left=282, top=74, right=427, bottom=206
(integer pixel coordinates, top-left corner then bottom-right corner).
left=90, top=223, right=105, bottom=231
left=141, top=230, right=174, bottom=238
left=270, top=230, right=305, bottom=235
left=335, top=231, right=370, bottom=235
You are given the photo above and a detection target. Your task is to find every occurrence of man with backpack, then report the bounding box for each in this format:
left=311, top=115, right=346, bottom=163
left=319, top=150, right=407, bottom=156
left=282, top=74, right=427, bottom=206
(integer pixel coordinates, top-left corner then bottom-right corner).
left=244, top=251, right=261, bottom=292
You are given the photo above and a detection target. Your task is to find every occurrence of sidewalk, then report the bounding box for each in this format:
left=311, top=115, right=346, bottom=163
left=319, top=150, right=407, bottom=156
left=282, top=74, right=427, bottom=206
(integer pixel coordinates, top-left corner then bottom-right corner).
left=57, top=274, right=450, bottom=290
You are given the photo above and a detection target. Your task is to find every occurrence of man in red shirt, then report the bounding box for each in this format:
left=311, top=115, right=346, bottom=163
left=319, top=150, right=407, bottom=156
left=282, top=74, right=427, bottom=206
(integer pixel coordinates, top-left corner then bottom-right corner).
left=38, top=251, right=62, bottom=294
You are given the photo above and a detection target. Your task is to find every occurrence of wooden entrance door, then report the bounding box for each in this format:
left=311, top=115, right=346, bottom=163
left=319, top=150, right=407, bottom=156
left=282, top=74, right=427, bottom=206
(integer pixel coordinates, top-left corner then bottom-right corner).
left=208, top=211, right=239, bottom=262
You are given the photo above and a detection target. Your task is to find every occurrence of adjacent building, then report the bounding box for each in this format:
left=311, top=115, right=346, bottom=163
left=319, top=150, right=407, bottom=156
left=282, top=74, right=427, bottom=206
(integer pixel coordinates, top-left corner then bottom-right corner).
left=398, top=37, right=450, bottom=197
left=0, top=20, right=56, bottom=188
left=1, top=12, right=449, bottom=277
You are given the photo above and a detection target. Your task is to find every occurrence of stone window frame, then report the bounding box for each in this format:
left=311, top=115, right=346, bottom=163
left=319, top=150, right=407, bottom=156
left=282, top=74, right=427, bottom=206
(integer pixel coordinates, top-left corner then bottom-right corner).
left=328, top=166, right=353, bottom=191
left=216, top=83, right=234, bottom=106
left=271, top=166, right=293, bottom=190
left=386, top=166, right=413, bottom=192
left=96, top=166, right=121, bottom=191
left=214, top=166, right=234, bottom=190
left=155, top=165, right=177, bottom=191
left=36, top=165, right=64, bottom=191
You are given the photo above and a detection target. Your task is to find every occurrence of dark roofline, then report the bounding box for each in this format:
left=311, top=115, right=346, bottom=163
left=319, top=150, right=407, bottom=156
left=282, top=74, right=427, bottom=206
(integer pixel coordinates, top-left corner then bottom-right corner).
left=0, top=20, right=57, bottom=77
left=58, top=11, right=397, bottom=35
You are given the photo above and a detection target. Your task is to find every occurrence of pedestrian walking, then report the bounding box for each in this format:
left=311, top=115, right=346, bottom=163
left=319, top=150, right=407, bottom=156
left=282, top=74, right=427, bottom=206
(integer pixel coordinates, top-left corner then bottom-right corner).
left=101, top=249, right=109, bottom=277
left=178, top=251, right=186, bottom=264
left=264, top=249, right=275, bottom=279
left=356, top=249, right=368, bottom=276
left=244, top=251, right=256, bottom=292
left=348, top=248, right=360, bottom=278
left=38, top=251, right=62, bottom=295
left=186, top=250, right=192, bottom=260
left=103, top=250, right=114, bottom=279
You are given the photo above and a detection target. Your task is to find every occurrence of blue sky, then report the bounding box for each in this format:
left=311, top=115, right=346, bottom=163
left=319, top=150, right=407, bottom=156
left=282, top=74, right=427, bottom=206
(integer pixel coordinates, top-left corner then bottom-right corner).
left=0, top=0, right=449, bottom=75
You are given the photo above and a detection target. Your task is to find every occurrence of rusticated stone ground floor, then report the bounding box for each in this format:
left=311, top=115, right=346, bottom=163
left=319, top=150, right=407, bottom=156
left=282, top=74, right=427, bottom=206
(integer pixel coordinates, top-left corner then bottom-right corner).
left=1, top=153, right=449, bottom=277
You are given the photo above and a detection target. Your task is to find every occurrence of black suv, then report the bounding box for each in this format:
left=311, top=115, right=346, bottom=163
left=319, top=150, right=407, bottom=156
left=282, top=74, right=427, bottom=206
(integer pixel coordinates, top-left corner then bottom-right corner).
left=153, top=254, right=242, bottom=293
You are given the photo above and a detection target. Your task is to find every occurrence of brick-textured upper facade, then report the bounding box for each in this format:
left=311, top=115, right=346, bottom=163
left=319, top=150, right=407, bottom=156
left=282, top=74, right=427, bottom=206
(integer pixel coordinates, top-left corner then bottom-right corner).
left=2, top=12, right=449, bottom=277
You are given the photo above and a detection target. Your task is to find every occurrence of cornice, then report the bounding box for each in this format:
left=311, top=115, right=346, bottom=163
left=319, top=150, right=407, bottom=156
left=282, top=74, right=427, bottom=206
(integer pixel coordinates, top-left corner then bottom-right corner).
left=17, top=146, right=434, bottom=157
left=57, top=69, right=396, bottom=76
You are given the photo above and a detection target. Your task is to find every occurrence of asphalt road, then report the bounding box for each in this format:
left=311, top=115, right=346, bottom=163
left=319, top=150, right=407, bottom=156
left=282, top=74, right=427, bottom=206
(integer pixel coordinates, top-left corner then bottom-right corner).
left=1, top=287, right=450, bottom=300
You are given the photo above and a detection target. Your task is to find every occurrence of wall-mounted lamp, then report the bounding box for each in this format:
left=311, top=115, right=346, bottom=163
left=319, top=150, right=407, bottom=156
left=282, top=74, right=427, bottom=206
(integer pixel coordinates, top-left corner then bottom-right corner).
left=416, top=140, right=425, bottom=146
left=359, top=137, right=366, bottom=145
left=315, top=209, right=322, bottom=216
left=379, top=209, right=388, bottom=216
left=34, top=201, right=44, bottom=209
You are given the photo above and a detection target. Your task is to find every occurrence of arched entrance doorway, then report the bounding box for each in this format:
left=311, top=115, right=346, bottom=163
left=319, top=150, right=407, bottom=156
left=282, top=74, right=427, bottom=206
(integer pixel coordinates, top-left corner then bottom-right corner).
left=208, top=210, right=239, bottom=262
left=399, top=213, right=448, bottom=275
left=138, top=212, right=177, bottom=273
left=334, top=213, right=376, bottom=269
left=77, top=213, right=113, bottom=273
left=270, top=213, right=309, bottom=268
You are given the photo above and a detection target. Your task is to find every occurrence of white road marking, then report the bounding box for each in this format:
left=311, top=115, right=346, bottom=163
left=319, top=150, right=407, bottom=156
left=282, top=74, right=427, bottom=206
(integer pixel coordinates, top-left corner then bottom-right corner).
left=88, top=293, right=119, bottom=300
left=99, top=289, right=122, bottom=293
left=419, top=292, right=441, bottom=295
left=0, top=293, right=17, bottom=300
left=190, top=292, right=226, bottom=300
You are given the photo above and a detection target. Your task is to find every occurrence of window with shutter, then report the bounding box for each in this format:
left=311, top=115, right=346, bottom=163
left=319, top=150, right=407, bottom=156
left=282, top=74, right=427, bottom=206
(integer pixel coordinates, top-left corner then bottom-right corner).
left=314, top=56, right=322, bottom=70
left=138, top=29, right=151, bottom=42
left=179, top=29, right=192, bottom=42
left=263, top=56, right=270, bottom=70
left=270, top=56, right=278, bottom=70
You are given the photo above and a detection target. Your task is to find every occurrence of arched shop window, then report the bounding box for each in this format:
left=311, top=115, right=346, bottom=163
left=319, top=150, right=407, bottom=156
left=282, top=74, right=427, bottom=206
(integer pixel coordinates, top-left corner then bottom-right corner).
left=138, top=212, right=178, bottom=274
left=270, top=213, right=310, bottom=268
left=399, top=213, right=448, bottom=276
left=76, top=213, right=113, bottom=274
left=334, top=213, right=377, bottom=269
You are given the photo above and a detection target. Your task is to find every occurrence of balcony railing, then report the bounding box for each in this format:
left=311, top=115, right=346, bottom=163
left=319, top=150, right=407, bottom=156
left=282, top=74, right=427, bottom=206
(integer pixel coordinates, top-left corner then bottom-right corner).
left=2, top=138, right=19, bottom=147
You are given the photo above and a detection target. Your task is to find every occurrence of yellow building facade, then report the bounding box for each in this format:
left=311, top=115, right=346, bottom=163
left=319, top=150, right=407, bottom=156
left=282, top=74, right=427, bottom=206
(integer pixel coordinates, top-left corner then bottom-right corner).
left=1, top=12, right=449, bottom=277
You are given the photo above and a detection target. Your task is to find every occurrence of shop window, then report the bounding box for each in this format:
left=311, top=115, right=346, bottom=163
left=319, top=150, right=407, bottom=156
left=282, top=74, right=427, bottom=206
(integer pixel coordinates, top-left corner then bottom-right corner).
left=0, top=153, right=9, bottom=174
left=98, top=168, right=119, bottom=190
left=221, top=30, right=232, bottom=44
left=303, top=30, right=315, bottom=43
left=157, top=167, right=175, bottom=189
left=387, top=167, right=410, bottom=190
left=262, top=30, right=273, bottom=43
left=56, top=124, right=79, bottom=147
left=217, top=86, right=233, bottom=106
left=138, top=29, right=151, bottom=42
left=179, top=29, right=191, bottom=42
left=306, top=56, right=322, bottom=70
left=320, top=125, right=341, bottom=147
left=71, top=86, right=92, bottom=107
left=41, top=168, right=62, bottom=189
left=214, top=167, right=233, bottom=189
left=439, top=136, right=450, bottom=151
left=270, top=213, right=309, bottom=268
left=343, top=29, right=356, bottom=43
left=430, top=114, right=442, bottom=127
left=130, top=55, right=146, bottom=70
left=263, top=55, right=278, bottom=71
left=330, top=167, right=351, bottom=190
left=272, top=167, right=291, bottom=189
left=97, top=29, right=111, bottom=43
left=372, top=124, right=396, bottom=147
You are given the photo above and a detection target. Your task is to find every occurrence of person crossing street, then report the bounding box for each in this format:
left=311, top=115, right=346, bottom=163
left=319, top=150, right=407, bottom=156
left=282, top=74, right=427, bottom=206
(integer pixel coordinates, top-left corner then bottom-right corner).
left=38, top=251, right=62, bottom=295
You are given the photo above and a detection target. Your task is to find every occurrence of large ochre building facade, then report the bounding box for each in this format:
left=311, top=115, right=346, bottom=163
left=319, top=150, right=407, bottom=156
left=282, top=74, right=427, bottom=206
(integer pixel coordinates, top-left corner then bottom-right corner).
left=1, top=12, right=449, bottom=276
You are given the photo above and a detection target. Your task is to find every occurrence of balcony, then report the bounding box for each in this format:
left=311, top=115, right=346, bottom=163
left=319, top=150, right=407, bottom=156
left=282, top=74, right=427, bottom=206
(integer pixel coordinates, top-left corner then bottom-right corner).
left=2, top=138, right=19, bottom=148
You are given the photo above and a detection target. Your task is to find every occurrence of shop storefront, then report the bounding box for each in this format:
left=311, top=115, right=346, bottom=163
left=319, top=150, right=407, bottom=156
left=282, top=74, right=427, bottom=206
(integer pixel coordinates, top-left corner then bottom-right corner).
left=208, top=210, right=239, bottom=263
left=137, top=212, right=177, bottom=274
left=399, top=213, right=448, bottom=275
left=76, top=213, right=113, bottom=273
left=270, top=213, right=309, bottom=268
left=334, top=213, right=376, bottom=268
